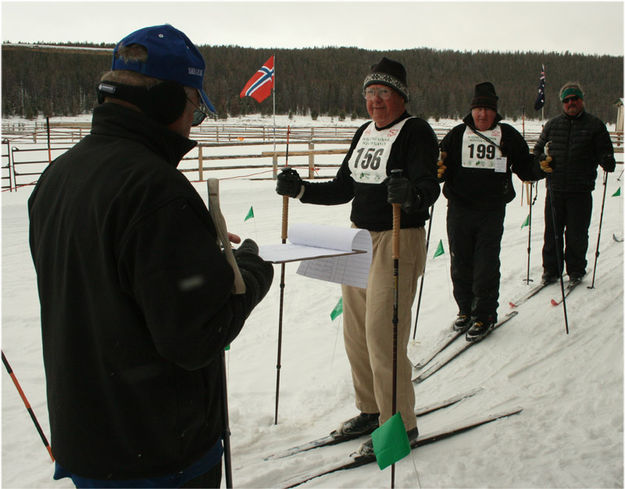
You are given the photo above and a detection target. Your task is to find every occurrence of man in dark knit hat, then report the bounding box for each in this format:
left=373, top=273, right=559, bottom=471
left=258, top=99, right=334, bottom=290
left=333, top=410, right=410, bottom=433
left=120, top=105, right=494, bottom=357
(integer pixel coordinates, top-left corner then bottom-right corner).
left=276, top=57, right=439, bottom=455
left=534, top=82, right=615, bottom=286
left=437, top=82, right=541, bottom=341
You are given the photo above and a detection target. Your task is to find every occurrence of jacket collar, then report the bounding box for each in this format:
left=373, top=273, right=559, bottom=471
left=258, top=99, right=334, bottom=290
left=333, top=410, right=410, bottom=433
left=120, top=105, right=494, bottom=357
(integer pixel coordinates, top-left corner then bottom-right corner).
left=90, top=103, right=197, bottom=167
left=463, top=111, right=503, bottom=131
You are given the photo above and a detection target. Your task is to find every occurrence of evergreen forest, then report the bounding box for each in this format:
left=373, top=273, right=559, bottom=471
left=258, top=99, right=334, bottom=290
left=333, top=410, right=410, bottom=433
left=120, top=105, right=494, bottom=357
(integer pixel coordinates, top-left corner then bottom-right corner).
left=2, top=43, right=623, bottom=123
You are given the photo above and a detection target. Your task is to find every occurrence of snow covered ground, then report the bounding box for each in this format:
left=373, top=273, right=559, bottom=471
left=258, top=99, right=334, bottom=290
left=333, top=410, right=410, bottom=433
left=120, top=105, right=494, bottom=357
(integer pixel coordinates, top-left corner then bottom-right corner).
left=2, top=114, right=623, bottom=488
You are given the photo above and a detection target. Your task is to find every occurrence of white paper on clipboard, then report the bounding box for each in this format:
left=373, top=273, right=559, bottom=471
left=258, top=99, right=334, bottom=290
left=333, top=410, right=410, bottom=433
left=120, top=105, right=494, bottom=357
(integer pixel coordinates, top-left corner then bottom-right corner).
left=258, top=223, right=372, bottom=288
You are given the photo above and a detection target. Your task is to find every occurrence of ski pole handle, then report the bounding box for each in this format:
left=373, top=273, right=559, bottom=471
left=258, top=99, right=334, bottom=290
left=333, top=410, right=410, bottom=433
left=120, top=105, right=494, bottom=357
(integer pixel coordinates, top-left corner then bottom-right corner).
left=282, top=196, right=289, bottom=244
left=390, top=169, right=402, bottom=259
left=282, top=126, right=291, bottom=244
left=207, top=179, right=246, bottom=295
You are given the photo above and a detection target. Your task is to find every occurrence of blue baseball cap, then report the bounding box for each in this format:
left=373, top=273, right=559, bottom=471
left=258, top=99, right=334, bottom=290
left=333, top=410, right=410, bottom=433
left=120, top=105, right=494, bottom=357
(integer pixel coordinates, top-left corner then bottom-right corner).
left=112, top=24, right=215, bottom=114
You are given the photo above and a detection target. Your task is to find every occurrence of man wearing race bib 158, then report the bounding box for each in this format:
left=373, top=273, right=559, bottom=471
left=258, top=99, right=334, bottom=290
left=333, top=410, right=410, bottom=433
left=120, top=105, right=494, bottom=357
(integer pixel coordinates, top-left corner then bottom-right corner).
left=276, top=58, right=439, bottom=455
left=437, top=82, right=541, bottom=342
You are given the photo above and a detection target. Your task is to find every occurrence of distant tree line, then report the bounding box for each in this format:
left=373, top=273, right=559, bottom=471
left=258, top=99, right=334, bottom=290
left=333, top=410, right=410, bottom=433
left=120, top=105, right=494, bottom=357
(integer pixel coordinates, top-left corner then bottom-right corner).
left=2, top=43, right=623, bottom=123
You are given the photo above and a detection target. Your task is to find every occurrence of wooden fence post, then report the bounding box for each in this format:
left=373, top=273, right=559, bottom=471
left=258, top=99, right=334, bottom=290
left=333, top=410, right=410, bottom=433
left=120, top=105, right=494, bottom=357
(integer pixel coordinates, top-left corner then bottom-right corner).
left=198, top=145, right=204, bottom=181
left=308, top=142, right=315, bottom=179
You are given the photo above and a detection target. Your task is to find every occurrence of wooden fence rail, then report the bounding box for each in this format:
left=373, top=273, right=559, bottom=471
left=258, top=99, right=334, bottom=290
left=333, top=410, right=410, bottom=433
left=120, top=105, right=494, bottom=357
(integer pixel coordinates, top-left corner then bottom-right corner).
left=2, top=121, right=622, bottom=192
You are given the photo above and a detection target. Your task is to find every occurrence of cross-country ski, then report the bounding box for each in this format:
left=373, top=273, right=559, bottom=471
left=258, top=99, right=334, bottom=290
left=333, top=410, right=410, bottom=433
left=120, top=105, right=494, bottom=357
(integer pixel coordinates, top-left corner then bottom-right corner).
left=281, top=407, right=524, bottom=488
left=413, top=311, right=519, bottom=383
left=264, top=386, right=483, bottom=460
left=411, top=324, right=463, bottom=369
left=508, top=280, right=553, bottom=308
left=550, top=280, right=583, bottom=306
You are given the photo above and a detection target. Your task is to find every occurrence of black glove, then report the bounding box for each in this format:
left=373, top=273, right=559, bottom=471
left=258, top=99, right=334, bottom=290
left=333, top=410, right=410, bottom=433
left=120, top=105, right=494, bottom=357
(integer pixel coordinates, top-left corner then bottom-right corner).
left=276, top=168, right=303, bottom=198
left=233, top=241, right=274, bottom=318
left=387, top=175, right=414, bottom=205
left=234, top=238, right=259, bottom=256
left=600, top=154, right=616, bottom=173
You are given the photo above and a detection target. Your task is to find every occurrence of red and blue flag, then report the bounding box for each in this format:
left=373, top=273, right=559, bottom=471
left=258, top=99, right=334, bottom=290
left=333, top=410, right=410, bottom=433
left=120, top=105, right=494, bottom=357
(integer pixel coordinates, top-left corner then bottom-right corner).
left=240, top=56, right=274, bottom=103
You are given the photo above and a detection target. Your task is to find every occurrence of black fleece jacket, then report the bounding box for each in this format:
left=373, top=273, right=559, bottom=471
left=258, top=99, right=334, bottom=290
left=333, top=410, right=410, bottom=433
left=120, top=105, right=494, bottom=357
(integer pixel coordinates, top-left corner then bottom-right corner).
left=439, top=113, right=541, bottom=210
left=28, top=103, right=273, bottom=479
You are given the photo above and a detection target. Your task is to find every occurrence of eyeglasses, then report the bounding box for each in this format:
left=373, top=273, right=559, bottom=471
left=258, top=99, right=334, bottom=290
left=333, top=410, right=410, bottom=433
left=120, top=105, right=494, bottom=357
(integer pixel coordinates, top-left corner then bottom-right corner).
left=562, top=96, right=580, bottom=104
left=363, top=87, right=393, bottom=100
left=186, top=95, right=210, bottom=126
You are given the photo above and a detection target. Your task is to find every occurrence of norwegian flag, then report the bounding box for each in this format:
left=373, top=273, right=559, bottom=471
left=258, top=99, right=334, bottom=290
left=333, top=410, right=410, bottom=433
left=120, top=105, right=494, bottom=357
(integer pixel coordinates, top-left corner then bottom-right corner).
left=534, top=65, right=545, bottom=111
left=240, top=56, right=274, bottom=103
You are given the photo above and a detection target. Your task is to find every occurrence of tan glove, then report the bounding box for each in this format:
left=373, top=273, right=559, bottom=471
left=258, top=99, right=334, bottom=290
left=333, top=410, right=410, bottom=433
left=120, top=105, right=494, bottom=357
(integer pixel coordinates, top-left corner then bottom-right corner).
left=539, top=155, right=553, bottom=174
left=437, top=151, right=447, bottom=179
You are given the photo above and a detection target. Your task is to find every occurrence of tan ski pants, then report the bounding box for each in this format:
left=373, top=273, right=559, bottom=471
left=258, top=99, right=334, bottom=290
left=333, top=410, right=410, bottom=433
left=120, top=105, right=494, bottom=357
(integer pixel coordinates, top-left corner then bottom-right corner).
left=341, top=226, right=426, bottom=431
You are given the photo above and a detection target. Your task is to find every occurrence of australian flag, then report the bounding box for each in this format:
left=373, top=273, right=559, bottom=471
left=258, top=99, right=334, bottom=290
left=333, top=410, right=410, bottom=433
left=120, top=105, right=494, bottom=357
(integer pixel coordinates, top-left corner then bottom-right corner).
left=534, top=65, right=545, bottom=111
left=240, top=56, right=274, bottom=103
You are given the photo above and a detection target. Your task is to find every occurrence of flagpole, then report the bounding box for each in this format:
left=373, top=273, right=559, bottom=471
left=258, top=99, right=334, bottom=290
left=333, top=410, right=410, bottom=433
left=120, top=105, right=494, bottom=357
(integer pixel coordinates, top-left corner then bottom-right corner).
left=541, top=65, right=545, bottom=121
left=272, top=53, right=276, bottom=177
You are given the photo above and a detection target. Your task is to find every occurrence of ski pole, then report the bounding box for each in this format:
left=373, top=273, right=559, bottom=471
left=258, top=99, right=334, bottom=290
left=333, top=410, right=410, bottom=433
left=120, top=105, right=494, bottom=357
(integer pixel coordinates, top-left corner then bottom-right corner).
left=207, top=179, right=247, bottom=488
left=1, top=350, right=54, bottom=462
left=274, top=125, right=291, bottom=425
left=220, top=350, right=233, bottom=488
left=545, top=178, right=570, bottom=334
left=588, top=170, right=609, bottom=289
left=412, top=203, right=434, bottom=340
left=525, top=182, right=537, bottom=285
left=389, top=169, right=402, bottom=489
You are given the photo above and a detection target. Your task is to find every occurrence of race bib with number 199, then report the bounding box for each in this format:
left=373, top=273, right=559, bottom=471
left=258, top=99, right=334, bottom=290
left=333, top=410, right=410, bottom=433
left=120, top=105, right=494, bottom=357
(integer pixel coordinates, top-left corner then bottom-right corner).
left=461, top=126, right=507, bottom=173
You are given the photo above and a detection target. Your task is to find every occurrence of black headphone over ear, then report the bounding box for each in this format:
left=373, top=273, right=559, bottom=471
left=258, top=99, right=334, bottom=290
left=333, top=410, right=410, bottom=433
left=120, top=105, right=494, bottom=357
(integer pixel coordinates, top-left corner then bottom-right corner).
left=97, top=80, right=187, bottom=125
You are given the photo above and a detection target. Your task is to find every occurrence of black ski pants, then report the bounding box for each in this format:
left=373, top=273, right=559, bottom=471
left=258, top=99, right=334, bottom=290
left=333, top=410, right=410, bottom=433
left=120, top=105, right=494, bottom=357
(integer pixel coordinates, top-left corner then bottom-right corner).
left=542, top=190, right=593, bottom=278
left=446, top=201, right=505, bottom=323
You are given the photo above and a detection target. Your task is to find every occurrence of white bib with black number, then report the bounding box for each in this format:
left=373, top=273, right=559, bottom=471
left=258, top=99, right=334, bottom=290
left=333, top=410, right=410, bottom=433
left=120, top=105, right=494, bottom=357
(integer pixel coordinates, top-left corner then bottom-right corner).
left=349, top=118, right=412, bottom=183
left=461, top=126, right=507, bottom=173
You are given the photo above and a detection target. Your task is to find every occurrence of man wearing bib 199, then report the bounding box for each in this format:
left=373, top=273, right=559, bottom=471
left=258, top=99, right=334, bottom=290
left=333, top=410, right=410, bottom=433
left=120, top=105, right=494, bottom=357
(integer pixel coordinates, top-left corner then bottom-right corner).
left=438, top=82, right=541, bottom=342
left=276, top=58, right=439, bottom=455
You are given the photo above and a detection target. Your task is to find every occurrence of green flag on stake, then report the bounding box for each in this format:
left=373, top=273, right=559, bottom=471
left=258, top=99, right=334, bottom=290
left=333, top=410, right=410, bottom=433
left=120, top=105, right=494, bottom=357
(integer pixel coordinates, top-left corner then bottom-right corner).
left=433, top=239, right=445, bottom=258
left=330, top=297, right=343, bottom=320
left=612, top=187, right=621, bottom=197
left=372, top=413, right=410, bottom=470
left=244, top=206, right=254, bottom=221
left=521, top=214, right=530, bottom=228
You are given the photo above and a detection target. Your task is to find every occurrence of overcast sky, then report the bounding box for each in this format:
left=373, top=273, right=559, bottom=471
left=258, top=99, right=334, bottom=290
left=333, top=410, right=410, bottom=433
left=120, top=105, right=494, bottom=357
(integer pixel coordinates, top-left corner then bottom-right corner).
left=1, top=1, right=623, bottom=56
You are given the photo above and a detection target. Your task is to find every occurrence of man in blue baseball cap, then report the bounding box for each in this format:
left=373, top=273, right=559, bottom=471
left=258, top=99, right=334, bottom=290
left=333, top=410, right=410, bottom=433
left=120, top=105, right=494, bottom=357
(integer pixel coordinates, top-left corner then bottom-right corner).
left=28, top=24, right=274, bottom=488
left=97, top=23, right=215, bottom=133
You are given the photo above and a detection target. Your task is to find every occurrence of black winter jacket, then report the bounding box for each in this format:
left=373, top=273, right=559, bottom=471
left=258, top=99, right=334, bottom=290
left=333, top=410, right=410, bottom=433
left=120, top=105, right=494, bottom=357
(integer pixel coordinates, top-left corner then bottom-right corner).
left=301, top=112, right=440, bottom=230
left=440, top=113, right=541, bottom=210
left=533, top=110, right=615, bottom=192
left=28, top=103, right=273, bottom=480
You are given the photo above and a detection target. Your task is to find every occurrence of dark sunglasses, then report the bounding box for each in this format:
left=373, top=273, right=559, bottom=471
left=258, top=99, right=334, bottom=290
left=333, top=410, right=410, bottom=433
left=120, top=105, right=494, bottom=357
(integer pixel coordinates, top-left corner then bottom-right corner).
left=186, top=96, right=209, bottom=126
left=562, top=96, right=580, bottom=104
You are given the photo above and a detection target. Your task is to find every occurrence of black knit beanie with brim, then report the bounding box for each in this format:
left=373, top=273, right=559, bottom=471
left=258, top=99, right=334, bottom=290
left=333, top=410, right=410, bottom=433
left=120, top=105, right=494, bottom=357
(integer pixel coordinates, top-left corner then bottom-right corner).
left=363, top=57, right=410, bottom=101
left=471, top=82, right=498, bottom=111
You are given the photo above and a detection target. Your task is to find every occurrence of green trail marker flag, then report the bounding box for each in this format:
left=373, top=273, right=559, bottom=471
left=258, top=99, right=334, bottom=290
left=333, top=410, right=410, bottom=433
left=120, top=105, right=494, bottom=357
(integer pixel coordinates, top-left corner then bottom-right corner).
left=433, top=239, right=445, bottom=258
left=244, top=206, right=254, bottom=221
left=612, top=187, right=621, bottom=197
left=371, top=413, right=410, bottom=470
left=521, top=214, right=530, bottom=228
left=330, top=297, right=343, bottom=320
